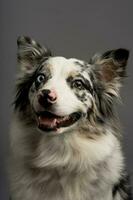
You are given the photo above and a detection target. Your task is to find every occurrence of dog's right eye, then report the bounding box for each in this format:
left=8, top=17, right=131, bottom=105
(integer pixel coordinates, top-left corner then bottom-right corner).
left=35, top=74, right=45, bottom=87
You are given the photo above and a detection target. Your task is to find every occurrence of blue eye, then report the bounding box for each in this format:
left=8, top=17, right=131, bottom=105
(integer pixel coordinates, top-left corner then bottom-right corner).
left=35, top=74, right=45, bottom=87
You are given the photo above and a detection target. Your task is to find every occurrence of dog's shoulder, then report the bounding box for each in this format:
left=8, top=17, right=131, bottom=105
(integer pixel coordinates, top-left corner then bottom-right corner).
left=113, top=171, right=132, bottom=200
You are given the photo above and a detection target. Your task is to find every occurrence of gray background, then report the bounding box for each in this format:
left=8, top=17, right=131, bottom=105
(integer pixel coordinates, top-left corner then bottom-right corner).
left=0, top=0, right=133, bottom=199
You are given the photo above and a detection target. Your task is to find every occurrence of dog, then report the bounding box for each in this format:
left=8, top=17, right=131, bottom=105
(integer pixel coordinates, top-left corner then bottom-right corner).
left=9, top=36, right=132, bottom=200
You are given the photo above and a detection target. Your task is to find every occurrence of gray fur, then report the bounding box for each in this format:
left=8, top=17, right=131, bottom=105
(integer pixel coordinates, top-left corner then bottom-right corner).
left=9, top=36, right=132, bottom=200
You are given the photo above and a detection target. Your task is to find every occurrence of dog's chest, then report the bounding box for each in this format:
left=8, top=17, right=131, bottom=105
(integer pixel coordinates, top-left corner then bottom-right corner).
left=35, top=168, right=113, bottom=200
left=11, top=165, right=114, bottom=200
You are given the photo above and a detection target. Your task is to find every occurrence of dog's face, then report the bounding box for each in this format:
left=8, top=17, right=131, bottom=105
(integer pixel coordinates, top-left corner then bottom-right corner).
left=15, top=36, right=129, bottom=135
left=28, top=57, right=95, bottom=134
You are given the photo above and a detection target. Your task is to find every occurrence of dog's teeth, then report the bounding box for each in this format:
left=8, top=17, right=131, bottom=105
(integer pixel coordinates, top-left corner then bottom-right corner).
left=56, top=120, right=60, bottom=124
left=37, top=116, right=41, bottom=125
left=53, top=118, right=57, bottom=126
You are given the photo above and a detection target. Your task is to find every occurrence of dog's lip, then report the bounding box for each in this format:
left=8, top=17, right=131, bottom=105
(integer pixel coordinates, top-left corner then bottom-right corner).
left=35, top=111, right=82, bottom=132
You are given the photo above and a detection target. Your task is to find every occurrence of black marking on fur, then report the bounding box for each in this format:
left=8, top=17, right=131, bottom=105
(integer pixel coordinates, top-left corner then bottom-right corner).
left=102, top=49, right=129, bottom=65
left=75, top=61, right=90, bottom=70
left=17, top=36, right=52, bottom=67
left=96, top=49, right=129, bottom=80
left=90, top=69, right=117, bottom=119
left=67, top=68, right=116, bottom=120
left=67, top=75, right=94, bottom=107
left=96, top=116, right=105, bottom=124
left=75, top=61, right=85, bottom=68
left=76, top=92, right=87, bottom=102
left=87, top=106, right=93, bottom=119
left=89, top=71, right=95, bottom=82
left=113, top=172, right=132, bottom=199
left=96, top=91, right=115, bottom=118
left=67, top=76, right=73, bottom=85
left=67, top=75, right=93, bottom=94
left=14, top=62, right=51, bottom=111
left=14, top=73, right=36, bottom=111
left=83, top=78, right=93, bottom=94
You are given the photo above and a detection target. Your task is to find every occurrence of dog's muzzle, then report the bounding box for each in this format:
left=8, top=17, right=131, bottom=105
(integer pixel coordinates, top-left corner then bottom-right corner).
left=36, top=111, right=82, bottom=132
left=38, top=89, right=57, bottom=108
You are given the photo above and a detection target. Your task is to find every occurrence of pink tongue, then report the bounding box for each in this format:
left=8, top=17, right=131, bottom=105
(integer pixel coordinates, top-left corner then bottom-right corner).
left=38, top=116, right=57, bottom=128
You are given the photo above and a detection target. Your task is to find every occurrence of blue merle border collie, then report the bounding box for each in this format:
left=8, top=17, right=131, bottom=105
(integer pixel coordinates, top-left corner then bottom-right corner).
left=9, top=36, right=132, bottom=200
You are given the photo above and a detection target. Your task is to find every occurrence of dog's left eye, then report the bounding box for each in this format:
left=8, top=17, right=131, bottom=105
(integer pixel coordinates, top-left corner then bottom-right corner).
left=72, top=80, right=84, bottom=90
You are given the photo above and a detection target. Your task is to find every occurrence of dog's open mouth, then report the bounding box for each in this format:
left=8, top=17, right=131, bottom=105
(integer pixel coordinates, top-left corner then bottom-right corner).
left=36, top=111, right=81, bottom=132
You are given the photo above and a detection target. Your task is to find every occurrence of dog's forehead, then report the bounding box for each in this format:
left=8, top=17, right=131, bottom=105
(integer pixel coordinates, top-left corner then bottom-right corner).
left=45, top=56, right=90, bottom=76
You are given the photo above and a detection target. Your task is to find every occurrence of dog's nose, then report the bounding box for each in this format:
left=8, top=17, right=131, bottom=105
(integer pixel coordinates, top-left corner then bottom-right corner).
left=38, top=89, right=57, bottom=107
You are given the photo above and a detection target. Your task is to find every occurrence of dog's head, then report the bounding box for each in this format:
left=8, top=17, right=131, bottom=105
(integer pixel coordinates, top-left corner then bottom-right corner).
left=15, top=36, right=129, bottom=135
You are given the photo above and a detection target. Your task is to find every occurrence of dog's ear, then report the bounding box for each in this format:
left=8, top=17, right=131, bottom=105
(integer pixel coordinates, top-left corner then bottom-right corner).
left=90, top=49, right=129, bottom=96
left=17, top=36, right=52, bottom=73
left=90, top=49, right=129, bottom=82
left=90, top=49, right=129, bottom=118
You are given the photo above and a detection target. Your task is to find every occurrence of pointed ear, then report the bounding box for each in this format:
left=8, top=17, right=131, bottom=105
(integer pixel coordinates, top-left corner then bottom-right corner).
left=17, top=36, right=52, bottom=73
left=90, top=49, right=129, bottom=83
left=90, top=49, right=129, bottom=118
